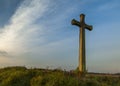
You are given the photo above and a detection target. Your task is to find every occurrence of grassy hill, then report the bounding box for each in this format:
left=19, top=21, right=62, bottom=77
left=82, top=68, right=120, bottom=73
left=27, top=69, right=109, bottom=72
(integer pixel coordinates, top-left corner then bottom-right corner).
left=0, top=66, right=120, bottom=86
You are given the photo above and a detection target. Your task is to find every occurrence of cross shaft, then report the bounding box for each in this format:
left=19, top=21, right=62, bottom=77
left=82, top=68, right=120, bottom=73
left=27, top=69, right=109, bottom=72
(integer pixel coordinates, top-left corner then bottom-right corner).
left=71, top=14, right=93, bottom=75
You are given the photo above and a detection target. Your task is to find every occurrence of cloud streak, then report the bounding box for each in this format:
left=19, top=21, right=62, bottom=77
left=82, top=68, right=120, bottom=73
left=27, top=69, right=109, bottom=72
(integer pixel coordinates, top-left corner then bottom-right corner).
left=0, top=0, right=50, bottom=55
left=0, top=0, right=80, bottom=69
left=0, top=50, right=8, bottom=56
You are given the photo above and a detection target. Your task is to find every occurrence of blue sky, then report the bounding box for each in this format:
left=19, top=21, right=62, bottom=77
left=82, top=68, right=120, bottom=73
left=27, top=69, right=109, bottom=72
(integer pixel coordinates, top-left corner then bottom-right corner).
left=0, top=0, right=120, bottom=73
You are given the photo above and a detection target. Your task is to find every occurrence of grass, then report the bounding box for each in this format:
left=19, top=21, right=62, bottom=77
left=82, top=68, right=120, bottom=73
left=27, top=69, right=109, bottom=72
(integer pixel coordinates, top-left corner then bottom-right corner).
left=0, top=66, right=119, bottom=86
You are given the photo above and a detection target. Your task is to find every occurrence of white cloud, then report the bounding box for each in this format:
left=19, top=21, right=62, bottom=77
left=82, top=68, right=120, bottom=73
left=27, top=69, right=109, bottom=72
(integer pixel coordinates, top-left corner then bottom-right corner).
left=0, top=0, right=78, bottom=69
left=0, top=0, right=78, bottom=70
left=0, top=0, right=50, bottom=56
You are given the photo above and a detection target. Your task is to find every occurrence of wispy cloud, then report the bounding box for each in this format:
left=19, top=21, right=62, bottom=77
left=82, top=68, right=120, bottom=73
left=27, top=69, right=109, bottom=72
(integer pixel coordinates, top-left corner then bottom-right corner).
left=0, top=0, right=82, bottom=69
left=0, top=0, right=50, bottom=56
left=0, top=50, right=8, bottom=57
left=0, top=0, right=78, bottom=68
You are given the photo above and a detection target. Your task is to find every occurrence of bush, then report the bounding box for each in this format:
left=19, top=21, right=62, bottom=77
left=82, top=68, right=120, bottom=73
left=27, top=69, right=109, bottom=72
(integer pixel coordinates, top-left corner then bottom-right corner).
left=1, top=70, right=31, bottom=86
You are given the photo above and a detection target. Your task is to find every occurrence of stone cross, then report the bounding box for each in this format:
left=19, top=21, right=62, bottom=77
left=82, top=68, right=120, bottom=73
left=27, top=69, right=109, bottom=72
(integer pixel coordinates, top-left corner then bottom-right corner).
left=71, top=14, right=93, bottom=75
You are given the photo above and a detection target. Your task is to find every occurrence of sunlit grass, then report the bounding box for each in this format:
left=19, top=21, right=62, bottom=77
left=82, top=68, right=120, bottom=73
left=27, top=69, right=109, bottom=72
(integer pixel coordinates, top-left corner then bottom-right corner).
left=0, top=66, right=119, bottom=86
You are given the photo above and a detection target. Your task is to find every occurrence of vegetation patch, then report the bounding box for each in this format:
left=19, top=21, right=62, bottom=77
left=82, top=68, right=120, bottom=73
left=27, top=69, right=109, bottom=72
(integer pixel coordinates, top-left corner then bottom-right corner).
left=0, top=66, right=119, bottom=86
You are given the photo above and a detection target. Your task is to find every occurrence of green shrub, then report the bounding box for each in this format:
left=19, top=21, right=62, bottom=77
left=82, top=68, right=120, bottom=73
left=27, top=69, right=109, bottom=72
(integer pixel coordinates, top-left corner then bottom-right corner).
left=0, top=70, right=31, bottom=86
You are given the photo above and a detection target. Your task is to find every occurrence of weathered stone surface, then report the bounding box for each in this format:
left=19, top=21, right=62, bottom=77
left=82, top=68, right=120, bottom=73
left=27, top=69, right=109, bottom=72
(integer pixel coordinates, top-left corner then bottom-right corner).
left=71, top=14, right=93, bottom=75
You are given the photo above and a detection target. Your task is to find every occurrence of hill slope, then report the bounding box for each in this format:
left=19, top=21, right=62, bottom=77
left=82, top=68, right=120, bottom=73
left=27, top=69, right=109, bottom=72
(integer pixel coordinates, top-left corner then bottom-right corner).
left=0, top=66, right=120, bottom=86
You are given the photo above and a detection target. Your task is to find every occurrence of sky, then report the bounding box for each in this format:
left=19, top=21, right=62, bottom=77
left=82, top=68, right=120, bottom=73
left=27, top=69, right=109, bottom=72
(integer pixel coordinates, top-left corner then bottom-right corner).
left=0, top=0, right=120, bottom=73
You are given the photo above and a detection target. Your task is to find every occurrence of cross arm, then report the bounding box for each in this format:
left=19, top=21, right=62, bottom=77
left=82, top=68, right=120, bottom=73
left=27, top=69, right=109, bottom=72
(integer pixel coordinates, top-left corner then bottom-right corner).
left=71, top=19, right=80, bottom=27
left=85, top=24, right=93, bottom=31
